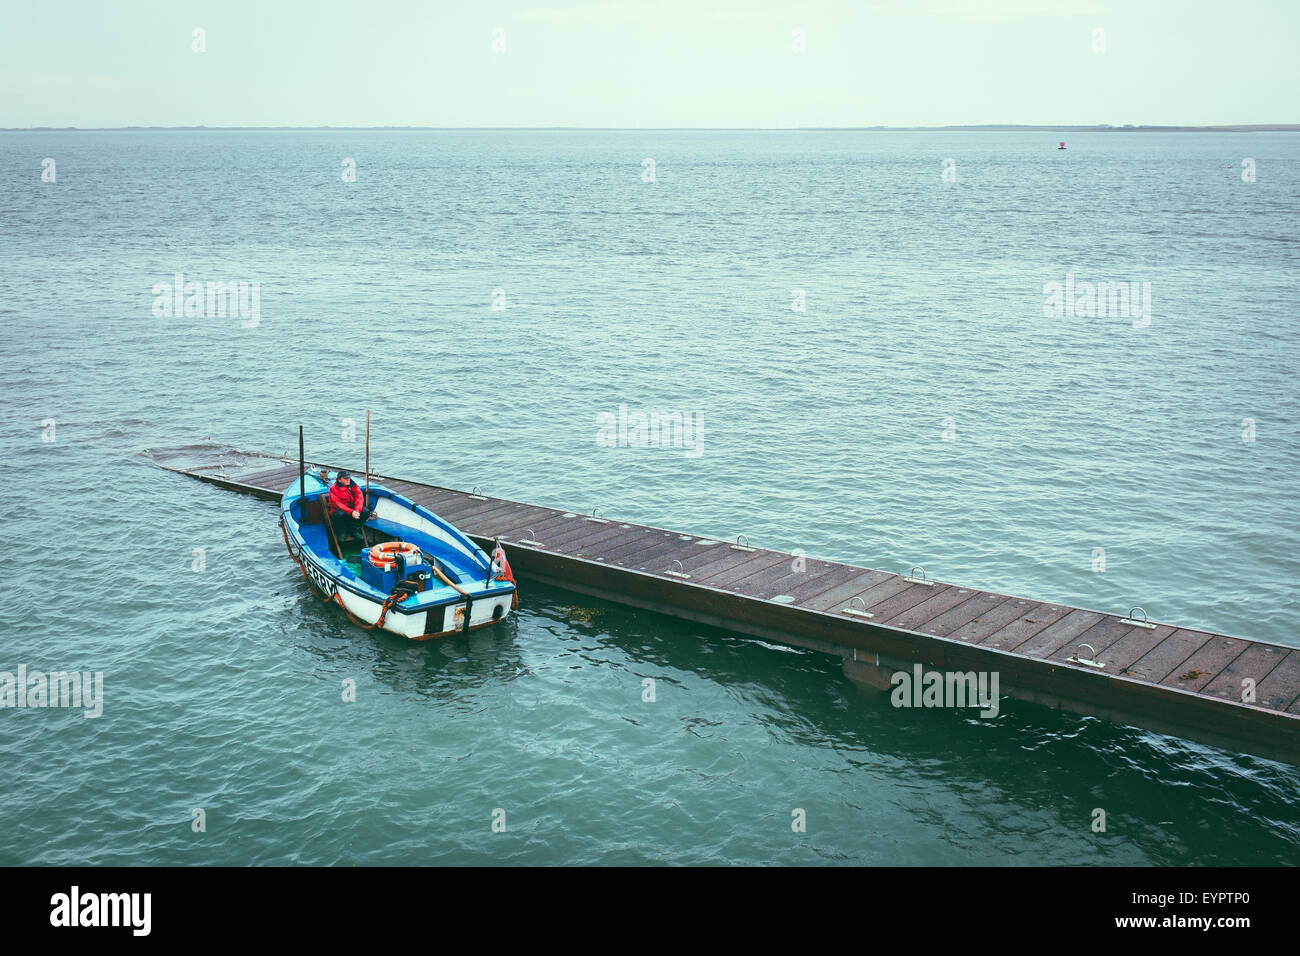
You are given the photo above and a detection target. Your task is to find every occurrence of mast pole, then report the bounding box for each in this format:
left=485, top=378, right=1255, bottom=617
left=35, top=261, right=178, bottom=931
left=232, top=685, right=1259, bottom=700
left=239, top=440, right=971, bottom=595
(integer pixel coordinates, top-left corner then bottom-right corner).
left=298, top=425, right=306, bottom=518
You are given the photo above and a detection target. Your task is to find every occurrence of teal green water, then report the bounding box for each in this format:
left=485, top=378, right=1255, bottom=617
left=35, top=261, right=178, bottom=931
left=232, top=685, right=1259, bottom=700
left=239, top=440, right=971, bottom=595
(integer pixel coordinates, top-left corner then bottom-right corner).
left=1, top=130, right=1297, bottom=864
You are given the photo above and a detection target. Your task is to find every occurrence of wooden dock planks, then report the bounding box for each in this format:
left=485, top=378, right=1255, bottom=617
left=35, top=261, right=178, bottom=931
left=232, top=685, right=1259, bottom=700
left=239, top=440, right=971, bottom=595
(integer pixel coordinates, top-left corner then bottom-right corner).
left=1253, top=651, right=1300, bottom=713
left=148, top=444, right=1300, bottom=763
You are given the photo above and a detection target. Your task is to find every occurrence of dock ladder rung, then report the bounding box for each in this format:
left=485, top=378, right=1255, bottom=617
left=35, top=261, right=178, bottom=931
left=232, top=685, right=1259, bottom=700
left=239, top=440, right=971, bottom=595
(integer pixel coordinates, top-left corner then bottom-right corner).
left=1118, top=606, right=1157, bottom=629
left=841, top=596, right=874, bottom=618
left=1067, top=642, right=1106, bottom=668
left=730, top=534, right=755, bottom=553
left=902, top=565, right=935, bottom=586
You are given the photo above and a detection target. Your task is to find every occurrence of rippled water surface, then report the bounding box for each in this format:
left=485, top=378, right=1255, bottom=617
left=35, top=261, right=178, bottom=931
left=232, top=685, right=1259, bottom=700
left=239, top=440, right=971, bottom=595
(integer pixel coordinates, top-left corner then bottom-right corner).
left=1, top=130, right=1297, bottom=864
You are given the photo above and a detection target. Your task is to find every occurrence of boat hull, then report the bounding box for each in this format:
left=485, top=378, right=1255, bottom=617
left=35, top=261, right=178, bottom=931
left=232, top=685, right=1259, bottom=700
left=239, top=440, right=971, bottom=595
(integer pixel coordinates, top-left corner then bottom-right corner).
left=285, top=531, right=514, bottom=638
left=279, top=473, right=516, bottom=640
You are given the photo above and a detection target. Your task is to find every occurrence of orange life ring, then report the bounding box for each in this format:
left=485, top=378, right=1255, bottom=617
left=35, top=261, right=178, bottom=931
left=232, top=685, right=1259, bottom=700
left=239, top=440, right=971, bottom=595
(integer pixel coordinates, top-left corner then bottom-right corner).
left=366, top=541, right=422, bottom=570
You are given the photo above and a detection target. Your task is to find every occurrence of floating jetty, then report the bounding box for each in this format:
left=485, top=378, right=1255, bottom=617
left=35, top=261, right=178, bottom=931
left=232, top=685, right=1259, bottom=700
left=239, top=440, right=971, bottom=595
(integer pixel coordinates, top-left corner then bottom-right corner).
left=147, top=444, right=1300, bottom=764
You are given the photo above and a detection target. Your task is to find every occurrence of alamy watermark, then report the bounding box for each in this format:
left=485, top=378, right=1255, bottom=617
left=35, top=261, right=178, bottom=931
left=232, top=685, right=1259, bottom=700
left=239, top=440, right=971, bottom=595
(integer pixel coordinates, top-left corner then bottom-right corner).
left=1043, top=273, right=1151, bottom=327
left=890, top=664, right=999, bottom=718
left=50, top=886, right=150, bottom=936
left=596, top=404, right=703, bottom=458
left=152, top=273, right=260, bottom=328
left=1, top=665, right=103, bottom=718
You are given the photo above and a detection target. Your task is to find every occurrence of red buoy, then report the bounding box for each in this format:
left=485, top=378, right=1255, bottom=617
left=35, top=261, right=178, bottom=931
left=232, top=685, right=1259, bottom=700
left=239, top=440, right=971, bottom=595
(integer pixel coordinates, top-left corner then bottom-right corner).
left=1058, top=141, right=1066, bottom=150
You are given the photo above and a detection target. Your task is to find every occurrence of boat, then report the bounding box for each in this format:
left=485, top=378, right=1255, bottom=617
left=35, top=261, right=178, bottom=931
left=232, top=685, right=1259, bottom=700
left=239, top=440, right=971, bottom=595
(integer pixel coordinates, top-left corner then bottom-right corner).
left=279, top=461, right=518, bottom=640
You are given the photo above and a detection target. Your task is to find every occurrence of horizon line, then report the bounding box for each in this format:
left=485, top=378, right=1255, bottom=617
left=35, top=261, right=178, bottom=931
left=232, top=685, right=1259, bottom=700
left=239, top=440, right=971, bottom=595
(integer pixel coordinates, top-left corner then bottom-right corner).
left=3, top=123, right=1299, bottom=133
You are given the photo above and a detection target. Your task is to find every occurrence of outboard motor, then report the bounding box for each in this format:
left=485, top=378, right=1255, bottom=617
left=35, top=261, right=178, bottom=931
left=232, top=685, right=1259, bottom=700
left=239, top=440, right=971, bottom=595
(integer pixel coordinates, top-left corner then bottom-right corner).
left=361, top=541, right=431, bottom=595
left=395, top=550, right=432, bottom=594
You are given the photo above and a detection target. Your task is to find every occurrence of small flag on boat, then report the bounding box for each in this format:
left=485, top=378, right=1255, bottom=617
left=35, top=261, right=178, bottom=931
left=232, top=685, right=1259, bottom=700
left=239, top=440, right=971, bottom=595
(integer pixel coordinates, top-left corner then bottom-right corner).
left=492, top=543, right=515, bottom=584
left=492, top=542, right=519, bottom=609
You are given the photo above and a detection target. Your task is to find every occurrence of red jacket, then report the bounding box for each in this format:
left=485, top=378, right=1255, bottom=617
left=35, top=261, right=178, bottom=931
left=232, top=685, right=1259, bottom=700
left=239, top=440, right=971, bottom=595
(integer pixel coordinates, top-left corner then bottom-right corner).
left=329, top=480, right=364, bottom=515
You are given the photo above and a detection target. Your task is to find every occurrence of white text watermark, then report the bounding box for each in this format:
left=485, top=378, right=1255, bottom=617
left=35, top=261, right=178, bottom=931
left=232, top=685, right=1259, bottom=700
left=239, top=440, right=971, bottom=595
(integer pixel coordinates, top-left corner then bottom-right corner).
left=1, top=665, right=103, bottom=718
left=596, top=404, right=703, bottom=458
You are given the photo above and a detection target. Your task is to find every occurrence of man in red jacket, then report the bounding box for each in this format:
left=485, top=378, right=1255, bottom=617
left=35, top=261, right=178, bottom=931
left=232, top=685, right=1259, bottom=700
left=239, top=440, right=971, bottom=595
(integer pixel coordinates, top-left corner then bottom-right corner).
left=328, top=471, right=372, bottom=544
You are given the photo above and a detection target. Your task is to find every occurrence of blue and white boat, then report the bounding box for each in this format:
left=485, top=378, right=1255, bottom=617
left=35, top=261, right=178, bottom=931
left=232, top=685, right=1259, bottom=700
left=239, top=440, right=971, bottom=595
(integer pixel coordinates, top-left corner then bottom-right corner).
left=279, top=470, right=517, bottom=640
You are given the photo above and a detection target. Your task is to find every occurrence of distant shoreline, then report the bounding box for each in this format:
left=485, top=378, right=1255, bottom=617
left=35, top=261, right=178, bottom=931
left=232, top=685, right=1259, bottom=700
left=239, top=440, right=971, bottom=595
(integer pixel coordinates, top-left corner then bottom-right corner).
left=2, top=124, right=1298, bottom=133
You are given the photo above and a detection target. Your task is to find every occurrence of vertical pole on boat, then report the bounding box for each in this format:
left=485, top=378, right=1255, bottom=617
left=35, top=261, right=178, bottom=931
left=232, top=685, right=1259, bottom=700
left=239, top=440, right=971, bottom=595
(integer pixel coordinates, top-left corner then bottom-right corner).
left=298, top=426, right=306, bottom=520
left=362, top=410, right=372, bottom=549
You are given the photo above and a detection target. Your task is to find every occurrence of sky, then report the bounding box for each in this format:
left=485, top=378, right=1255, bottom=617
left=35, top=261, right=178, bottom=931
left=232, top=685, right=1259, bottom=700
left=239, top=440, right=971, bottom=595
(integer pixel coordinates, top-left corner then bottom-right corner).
left=0, top=0, right=1296, bottom=128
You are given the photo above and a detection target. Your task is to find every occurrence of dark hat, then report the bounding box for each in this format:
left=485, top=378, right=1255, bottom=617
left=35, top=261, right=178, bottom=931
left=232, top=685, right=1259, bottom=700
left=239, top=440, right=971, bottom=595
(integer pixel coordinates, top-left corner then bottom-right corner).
left=337, top=470, right=351, bottom=479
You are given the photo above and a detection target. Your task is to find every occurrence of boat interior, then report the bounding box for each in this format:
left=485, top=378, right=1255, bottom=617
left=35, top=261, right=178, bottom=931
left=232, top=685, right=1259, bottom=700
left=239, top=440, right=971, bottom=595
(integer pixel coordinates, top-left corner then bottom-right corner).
left=290, top=490, right=486, bottom=590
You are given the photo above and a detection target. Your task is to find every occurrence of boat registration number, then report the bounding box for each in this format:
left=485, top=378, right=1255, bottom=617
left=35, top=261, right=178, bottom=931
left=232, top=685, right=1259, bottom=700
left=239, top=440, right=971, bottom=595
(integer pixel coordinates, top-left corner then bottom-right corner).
left=305, top=561, right=337, bottom=598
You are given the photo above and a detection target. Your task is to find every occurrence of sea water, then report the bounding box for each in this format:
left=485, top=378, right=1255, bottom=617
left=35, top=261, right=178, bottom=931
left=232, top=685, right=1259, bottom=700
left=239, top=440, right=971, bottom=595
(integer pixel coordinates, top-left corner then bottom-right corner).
left=1, top=129, right=1296, bottom=864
